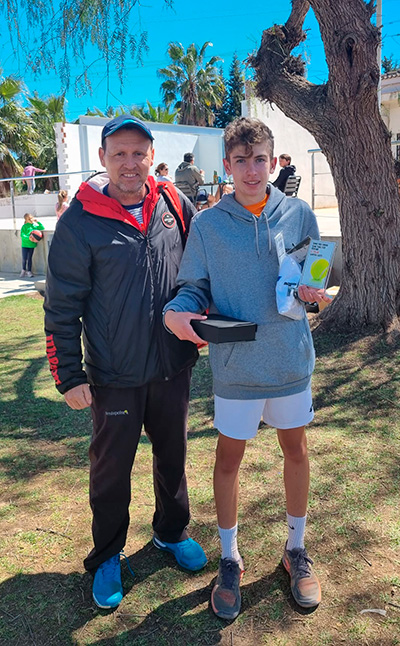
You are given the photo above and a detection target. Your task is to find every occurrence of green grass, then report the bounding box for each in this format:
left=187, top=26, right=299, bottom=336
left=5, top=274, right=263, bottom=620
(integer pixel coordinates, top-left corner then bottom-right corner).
left=1, top=294, right=400, bottom=645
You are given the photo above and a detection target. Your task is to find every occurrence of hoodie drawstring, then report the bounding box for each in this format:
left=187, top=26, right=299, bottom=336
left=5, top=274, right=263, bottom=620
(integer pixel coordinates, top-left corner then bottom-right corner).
left=253, top=216, right=260, bottom=257
left=252, top=211, right=272, bottom=257
left=264, top=211, right=272, bottom=252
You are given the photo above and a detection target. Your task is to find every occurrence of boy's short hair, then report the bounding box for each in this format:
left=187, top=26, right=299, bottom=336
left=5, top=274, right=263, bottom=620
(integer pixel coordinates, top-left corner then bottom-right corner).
left=184, top=152, right=194, bottom=163
left=279, top=153, right=291, bottom=163
left=224, top=117, right=274, bottom=160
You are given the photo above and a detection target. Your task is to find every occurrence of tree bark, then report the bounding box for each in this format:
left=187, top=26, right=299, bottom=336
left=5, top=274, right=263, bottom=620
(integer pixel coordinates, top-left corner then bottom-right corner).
left=250, top=0, right=400, bottom=333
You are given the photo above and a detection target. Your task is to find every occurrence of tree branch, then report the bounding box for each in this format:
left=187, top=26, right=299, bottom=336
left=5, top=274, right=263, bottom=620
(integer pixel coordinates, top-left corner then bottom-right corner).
left=248, top=0, right=327, bottom=132
left=283, top=0, right=310, bottom=49
left=365, top=0, right=376, bottom=19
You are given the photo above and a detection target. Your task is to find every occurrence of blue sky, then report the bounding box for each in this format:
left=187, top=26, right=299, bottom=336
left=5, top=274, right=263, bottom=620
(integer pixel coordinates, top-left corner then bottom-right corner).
left=2, top=0, right=400, bottom=121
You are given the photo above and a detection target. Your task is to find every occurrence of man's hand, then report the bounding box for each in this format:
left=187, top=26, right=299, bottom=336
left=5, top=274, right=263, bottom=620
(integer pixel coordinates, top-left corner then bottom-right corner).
left=64, top=383, right=92, bottom=410
left=298, top=285, right=331, bottom=304
left=164, top=311, right=207, bottom=344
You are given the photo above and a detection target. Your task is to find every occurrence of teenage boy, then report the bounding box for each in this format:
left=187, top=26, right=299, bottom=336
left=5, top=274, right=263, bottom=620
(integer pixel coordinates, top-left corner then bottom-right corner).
left=163, top=117, right=330, bottom=620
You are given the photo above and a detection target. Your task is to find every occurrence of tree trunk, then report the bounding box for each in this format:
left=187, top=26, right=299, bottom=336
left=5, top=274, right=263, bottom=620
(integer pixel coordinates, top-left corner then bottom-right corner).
left=250, top=0, right=400, bottom=333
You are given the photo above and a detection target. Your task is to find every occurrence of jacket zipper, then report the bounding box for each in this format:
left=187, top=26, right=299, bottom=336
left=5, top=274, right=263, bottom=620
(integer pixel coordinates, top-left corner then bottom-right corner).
left=145, top=223, right=170, bottom=381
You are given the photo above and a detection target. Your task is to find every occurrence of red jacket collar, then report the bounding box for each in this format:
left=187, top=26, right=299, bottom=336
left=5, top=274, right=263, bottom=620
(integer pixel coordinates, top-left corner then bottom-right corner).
left=76, top=175, right=160, bottom=233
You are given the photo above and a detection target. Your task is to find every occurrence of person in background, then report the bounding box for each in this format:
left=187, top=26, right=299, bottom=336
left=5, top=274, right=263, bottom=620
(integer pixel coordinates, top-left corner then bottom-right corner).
left=55, top=190, right=69, bottom=220
left=22, top=163, right=47, bottom=195
left=44, top=114, right=206, bottom=611
left=20, top=213, right=45, bottom=277
left=195, top=188, right=209, bottom=211
left=155, top=162, right=173, bottom=182
left=207, top=194, right=217, bottom=209
left=175, top=153, right=204, bottom=203
left=214, top=183, right=234, bottom=203
left=272, top=154, right=296, bottom=193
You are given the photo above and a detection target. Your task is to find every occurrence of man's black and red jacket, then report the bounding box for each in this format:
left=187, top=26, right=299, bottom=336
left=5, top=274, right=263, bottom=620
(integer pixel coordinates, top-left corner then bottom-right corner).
left=44, top=174, right=198, bottom=394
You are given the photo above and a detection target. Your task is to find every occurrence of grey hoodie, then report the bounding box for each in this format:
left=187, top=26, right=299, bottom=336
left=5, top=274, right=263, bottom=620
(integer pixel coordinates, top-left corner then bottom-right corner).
left=165, top=185, right=320, bottom=399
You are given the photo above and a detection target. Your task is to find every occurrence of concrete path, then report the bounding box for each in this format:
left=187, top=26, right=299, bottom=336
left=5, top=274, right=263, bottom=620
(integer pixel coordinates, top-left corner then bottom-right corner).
left=314, top=206, right=341, bottom=237
left=0, top=272, right=46, bottom=299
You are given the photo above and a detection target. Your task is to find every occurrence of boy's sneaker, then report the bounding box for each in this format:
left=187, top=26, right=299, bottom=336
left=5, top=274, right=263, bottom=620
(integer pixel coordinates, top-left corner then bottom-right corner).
left=92, top=554, right=123, bottom=609
left=282, top=545, right=321, bottom=608
left=152, top=536, right=207, bottom=571
left=211, top=557, right=244, bottom=620
left=20, top=270, right=26, bottom=277
left=26, top=271, right=34, bottom=278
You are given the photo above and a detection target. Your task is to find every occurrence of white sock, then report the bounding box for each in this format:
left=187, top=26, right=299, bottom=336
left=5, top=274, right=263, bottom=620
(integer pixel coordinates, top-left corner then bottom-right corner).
left=286, top=513, right=307, bottom=551
left=218, top=524, right=241, bottom=562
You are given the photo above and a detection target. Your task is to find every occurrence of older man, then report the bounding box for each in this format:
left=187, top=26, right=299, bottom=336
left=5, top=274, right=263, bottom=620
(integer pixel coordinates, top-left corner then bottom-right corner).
left=44, top=115, right=206, bottom=609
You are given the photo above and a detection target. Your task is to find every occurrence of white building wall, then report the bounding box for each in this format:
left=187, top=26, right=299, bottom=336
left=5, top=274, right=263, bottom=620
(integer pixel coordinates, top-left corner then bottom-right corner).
left=242, top=98, right=337, bottom=208
left=0, top=229, right=53, bottom=274
left=56, top=117, right=226, bottom=198
left=0, top=193, right=58, bottom=221
left=54, top=122, right=94, bottom=197
left=152, top=131, right=198, bottom=179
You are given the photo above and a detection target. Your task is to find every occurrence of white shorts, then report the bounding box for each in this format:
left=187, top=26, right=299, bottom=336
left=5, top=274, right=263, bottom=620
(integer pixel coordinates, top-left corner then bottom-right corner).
left=214, top=386, right=314, bottom=440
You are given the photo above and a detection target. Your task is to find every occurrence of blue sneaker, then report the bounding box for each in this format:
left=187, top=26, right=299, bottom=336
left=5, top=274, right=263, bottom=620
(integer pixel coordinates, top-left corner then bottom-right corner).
left=153, top=536, right=207, bottom=571
left=92, top=554, right=123, bottom=609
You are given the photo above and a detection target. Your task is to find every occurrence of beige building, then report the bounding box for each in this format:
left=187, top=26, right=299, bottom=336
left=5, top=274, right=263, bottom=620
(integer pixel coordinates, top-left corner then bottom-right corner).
left=381, top=70, right=400, bottom=160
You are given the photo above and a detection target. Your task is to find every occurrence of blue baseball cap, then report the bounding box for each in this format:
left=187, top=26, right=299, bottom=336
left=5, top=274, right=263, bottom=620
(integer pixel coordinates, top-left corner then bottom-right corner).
left=101, top=114, right=154, bottom=144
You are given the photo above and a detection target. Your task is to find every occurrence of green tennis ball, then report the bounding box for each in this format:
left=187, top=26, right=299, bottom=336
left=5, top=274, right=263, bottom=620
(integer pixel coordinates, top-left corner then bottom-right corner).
left=310, top=258, right=329, bottom=281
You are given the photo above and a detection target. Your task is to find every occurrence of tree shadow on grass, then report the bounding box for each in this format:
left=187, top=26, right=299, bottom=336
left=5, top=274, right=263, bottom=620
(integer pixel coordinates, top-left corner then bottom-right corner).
left=0, top=544, right=212, bottom=646
left=0, top=352, right=92, bottom=441
left=0, top=538, right=397, bottom=646
left=0, top=338, right=215, bottom=484
left=89, top=567, right=287, bottom=646
left=311, top=328, right=400, bottom=441
left=0, top=353, right=93, bottom=482
left=0, top=531, right=309, bottom=646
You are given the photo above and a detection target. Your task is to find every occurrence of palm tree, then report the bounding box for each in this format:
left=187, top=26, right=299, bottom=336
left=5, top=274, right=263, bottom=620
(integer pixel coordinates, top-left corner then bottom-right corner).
left=26, top=92, right=66, bottom=189
left=85, top=101, right=179, bottom=124
left=0, top=71, right=39, bottom=194
left=130, top=101, right=179, bottom=124
left=83, top=106, right=124, bottom=119
left=158, top=42, right=224, bottom=126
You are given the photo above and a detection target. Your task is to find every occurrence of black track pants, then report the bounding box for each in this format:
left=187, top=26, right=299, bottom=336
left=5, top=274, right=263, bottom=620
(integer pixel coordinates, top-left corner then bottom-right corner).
left=83, top=368, right=192, bottom=572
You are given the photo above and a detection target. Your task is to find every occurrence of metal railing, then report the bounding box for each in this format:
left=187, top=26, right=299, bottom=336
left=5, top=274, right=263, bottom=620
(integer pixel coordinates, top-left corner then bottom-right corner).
left=307, top=149, right=336, bottom=211
left=308, top=140, right=400, bottom=211
left=0, top=170, right=96, bottom=232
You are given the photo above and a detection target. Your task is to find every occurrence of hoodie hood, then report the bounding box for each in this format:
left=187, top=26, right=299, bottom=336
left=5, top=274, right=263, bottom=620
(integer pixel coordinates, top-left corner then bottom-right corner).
left=215, top=185, right=286, bottom=223
left=176, top=161, right=191, bottom=171
left=76, top=173, right=160, bottom=232
left=212, top=185, right=287, bottom=254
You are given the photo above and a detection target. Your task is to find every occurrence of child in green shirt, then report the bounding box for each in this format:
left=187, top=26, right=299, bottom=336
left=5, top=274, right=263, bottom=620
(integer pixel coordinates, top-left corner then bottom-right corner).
left=20, top=213, right=45, bottom=277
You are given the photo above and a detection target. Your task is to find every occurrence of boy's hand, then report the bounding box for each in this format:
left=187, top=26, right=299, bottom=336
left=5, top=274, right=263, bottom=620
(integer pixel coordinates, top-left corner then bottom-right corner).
left=298, top=285, right=331, bottom=304
left=164, top=311, right=207, bottom=344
